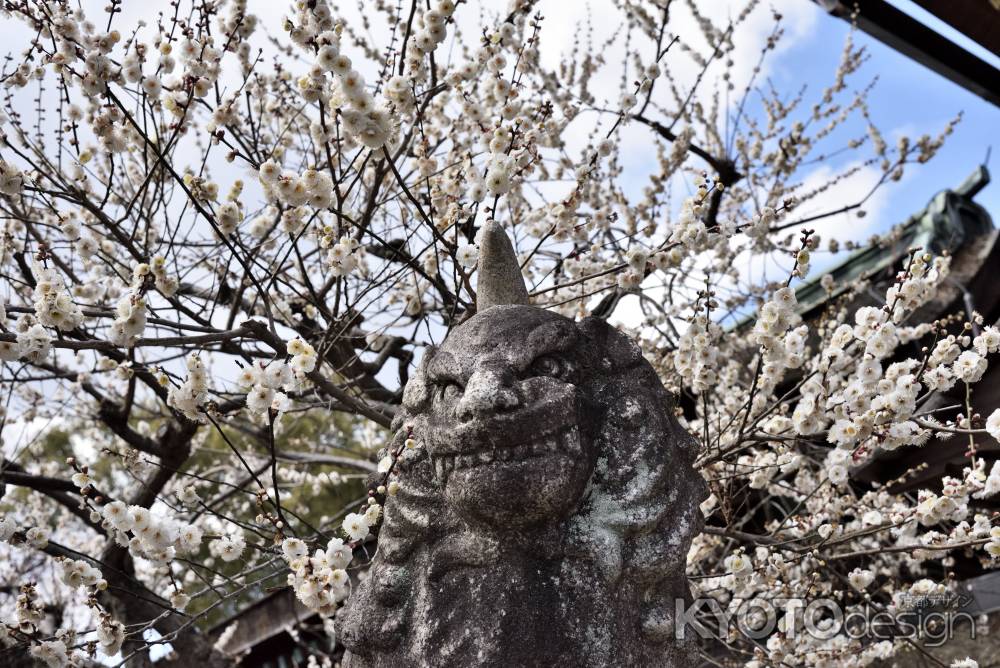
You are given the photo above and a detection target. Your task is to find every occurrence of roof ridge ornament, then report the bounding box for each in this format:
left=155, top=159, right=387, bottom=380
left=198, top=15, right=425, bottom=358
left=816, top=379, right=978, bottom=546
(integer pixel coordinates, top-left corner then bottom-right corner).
left=475, top=219, right=530, bottom=312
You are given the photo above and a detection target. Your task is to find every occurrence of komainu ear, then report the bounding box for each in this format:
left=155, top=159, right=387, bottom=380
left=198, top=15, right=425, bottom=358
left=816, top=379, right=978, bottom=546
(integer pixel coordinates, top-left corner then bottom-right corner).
left=526, top=319, right=579, bottom=354
left=577, top=316, right=642, bottom=370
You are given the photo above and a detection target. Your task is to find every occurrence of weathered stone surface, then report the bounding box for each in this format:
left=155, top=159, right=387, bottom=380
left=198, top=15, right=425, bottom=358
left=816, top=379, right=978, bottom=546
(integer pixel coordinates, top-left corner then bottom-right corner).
left=339, top=226, right=706, bottom=667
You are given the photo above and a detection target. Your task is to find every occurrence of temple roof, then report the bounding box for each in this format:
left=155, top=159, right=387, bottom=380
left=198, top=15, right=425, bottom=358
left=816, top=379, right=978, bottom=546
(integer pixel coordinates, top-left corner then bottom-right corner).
left=795, top=165, right=993, bottom=317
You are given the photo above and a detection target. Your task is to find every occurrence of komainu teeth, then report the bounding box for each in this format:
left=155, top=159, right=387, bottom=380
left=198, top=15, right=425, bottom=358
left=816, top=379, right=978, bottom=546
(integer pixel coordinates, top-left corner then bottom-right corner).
left=446, top=426, right=581, bottom=471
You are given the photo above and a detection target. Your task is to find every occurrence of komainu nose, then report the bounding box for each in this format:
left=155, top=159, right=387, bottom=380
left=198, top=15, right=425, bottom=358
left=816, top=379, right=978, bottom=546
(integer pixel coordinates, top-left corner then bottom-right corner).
left=455, top=365, right=520, bottom=421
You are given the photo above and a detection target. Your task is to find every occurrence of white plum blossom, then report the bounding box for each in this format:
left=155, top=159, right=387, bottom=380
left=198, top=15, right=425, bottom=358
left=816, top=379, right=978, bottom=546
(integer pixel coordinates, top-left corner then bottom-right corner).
left=282, top=535, right=356, bottom=615
left=848, top=568, right=875, bottom=590
left=456, top=244, right=479, bottom=268
left=0, top=0, right=983, bottom=664
left=32, top=266, right=84, bottom=331
left=167, top=354, right=209, bottom=421
left=0, top=159, right=24, bottom=195
left=96, top=617, right=126, bottom=656
left=342, top=512, right=370, bottom=541
left=953, top=350, right=988, bottom=383
left=30, top=640, right=68, bottom=667
left=987, top=409, right=1000, bottom=441
left=212, top=532, right=247, bottom=563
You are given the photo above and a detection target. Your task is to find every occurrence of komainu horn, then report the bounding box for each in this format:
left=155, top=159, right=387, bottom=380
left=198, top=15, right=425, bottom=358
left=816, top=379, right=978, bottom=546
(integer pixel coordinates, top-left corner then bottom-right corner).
left=339, top=221, right=707, bottom=667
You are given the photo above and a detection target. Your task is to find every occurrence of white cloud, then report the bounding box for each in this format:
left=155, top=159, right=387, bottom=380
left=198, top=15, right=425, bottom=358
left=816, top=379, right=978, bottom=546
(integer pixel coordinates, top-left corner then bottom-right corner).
left=2, top=416, right=60, bottom=459
left=786, top=161, right=893, bottom=243
left=526, top=0, right=823, bottom=202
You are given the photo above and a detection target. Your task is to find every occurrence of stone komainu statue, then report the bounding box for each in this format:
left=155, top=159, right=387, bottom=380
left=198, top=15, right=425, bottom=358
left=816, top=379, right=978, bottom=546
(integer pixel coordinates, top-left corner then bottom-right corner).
left=340, top=222, right=707, bottom=667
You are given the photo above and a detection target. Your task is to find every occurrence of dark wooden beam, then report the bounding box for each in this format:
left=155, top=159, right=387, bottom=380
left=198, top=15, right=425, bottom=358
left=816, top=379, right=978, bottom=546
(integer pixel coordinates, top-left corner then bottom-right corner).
left=818, top=0, right=1000, bottom=108
left=911, top=0, right=1000, bottom=58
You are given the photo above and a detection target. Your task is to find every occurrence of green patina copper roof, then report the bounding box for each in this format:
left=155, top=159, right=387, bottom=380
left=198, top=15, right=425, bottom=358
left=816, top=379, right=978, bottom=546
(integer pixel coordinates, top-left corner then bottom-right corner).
left=793, top=165, right=993, bottom=316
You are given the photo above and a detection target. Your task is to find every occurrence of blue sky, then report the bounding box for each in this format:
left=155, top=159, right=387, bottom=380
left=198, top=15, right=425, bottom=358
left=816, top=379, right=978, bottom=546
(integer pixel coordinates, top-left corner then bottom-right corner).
left=767, top=0, right=999, bottom=235
left=580, top=0, right=1000, bottom=327
left=1, top=0, right=996, bottom=334
left=0, top=0, right=994, bottom=444
left=519, top=0, right=1000, bottom=264
left=7, top=0, right=992, bottom=245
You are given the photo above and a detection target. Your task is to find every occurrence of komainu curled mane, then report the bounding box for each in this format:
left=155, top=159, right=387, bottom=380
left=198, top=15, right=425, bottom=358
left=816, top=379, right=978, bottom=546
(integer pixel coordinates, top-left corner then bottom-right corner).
left=340, top=223, right=706, bottom=667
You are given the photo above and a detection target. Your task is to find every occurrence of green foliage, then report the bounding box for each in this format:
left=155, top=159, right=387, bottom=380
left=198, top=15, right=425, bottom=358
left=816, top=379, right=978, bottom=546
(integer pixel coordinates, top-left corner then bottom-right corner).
left=179, top=409, right=384, bottom=628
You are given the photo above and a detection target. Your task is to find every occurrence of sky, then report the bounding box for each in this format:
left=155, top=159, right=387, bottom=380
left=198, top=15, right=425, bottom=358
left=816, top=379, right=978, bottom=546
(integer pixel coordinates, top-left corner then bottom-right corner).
left=480, top=0, right=1000, bottom=285
left=2, top=2, right=997, bottom=653
left=623, top=0, right=1000, bottom=251
left=1, top=0, right=998, bottom=410
left=110, top=0, right=999, bottom=236
left=5, top=0, right=996, bottom=264
left=759, top=0, right=998, bottom=233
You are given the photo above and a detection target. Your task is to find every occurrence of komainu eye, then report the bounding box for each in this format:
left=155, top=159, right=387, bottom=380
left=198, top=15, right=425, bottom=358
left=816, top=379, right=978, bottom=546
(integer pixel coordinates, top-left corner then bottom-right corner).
left=530, top=354, right=566, bottom=379
left=437, top=380, right=463, bottom=401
